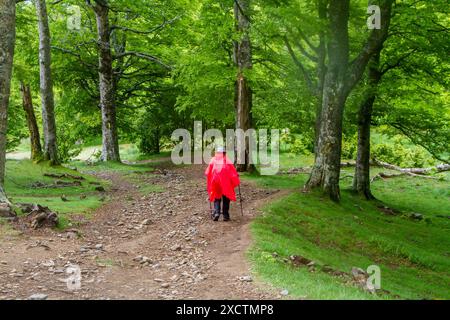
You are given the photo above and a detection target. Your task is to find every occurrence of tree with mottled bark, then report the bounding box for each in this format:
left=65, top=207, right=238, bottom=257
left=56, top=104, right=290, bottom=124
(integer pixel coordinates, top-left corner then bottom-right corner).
left=233, top=0, right=254, bottom=172
left=352, top=53, right=381, bottom=200
left=88, top=0, right=121, bottom=162
left=20, top=82, right=43, bottom=162
left=0, top=0, right=16, bottom=213
left=35, top=0, right=59, bottom=164
left=305, top=0, right=394, bottom=201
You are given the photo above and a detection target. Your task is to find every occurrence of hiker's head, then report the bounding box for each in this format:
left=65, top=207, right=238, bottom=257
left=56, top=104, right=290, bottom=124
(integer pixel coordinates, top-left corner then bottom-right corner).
left=216, top=146, right=225, bottom=154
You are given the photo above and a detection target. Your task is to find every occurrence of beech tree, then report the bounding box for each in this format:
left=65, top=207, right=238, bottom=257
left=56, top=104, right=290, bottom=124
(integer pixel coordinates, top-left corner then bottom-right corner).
left=20, top=82, right=43, bottom=162
left=0, top=0, right=16, bottom=212
left=88, top=0, right=121, bottom=162
left=233, top=0, right=255, bottom=172
left=305, top=0, right=394, bottom=201
left=352, top=0, right=449, bottom=199
left=35, top=0, right=59, bottom=164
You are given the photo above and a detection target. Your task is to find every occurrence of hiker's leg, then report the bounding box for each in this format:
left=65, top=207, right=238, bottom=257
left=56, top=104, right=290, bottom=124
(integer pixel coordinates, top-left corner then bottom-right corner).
left=223, top=196, right=230, bottom=221
left=213, top=198, right=221, bottom=221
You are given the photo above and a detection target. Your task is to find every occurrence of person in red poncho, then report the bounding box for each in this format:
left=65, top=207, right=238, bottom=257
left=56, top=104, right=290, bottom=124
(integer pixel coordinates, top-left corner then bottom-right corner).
left=205, top=146, right=240, bottom=221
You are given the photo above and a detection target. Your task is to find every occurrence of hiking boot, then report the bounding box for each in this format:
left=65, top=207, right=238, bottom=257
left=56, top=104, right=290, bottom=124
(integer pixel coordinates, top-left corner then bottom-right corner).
left=223, top=215, right=230, bottom=222
left=213, top=214, right=220, bottom=221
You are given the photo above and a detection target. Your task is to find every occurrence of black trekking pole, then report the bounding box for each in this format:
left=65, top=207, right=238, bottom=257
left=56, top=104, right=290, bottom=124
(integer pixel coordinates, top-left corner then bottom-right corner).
left=238, top=185, right=244, bottom=216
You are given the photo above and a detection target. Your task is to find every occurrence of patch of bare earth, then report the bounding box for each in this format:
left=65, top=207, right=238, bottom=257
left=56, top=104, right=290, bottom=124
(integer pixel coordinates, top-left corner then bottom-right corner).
left=0, top=163, right=286, bottom=300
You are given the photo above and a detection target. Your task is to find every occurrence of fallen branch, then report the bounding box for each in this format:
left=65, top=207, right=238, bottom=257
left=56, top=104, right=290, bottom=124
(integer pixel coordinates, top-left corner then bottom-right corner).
left=371, top=171, right=440, bottom=182
left=44, top=173, right=85, bottom=180
left=31, top=180, right=82, bottom=188
left=373, top=159, right=450, bottom=175
left=340, top=161, right=357, bottom=168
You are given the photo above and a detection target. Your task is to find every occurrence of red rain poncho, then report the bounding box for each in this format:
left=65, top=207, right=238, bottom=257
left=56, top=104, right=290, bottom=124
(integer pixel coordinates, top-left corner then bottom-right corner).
left=205, top=153, right=240, bottom=202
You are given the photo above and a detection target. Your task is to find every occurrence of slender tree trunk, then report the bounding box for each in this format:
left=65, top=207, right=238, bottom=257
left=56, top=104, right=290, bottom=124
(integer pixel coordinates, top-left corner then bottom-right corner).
left=35, top=0, right=58, bottom=164
left=154, top=127, right=160, bottom=154
left=20, top=82, right=43, bottom=162
left=92, top=1, right=120, bottom=162
left=353, top=54, right=381, bottom=200
left=234, top=0, right=254, bottom=172
left=0, top=0, right=16, bottom=211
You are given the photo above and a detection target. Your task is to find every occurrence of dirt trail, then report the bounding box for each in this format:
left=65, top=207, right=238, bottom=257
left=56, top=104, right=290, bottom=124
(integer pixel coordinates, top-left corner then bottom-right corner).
left=0, top=163, right=286, bottom=300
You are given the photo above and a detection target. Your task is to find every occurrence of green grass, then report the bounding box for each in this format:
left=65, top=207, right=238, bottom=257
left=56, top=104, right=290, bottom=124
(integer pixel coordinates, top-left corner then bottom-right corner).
left=71, top=159, right=156, bottom=174
left=246, top=155, right=450, bottom=300
left=120, top=145, right=171, bottom=162
left=4, top=160, right=108, bottom=230
left=6, top=160, right=108, bottom=197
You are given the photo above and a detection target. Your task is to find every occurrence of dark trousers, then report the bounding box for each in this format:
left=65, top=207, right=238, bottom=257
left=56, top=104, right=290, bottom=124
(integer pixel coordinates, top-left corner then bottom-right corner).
left=214, top=196, right=230, bottom=218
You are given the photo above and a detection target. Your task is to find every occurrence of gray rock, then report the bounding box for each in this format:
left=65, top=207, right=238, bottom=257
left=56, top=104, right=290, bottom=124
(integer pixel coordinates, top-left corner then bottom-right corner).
left=410, top=213, right=424, bottom=221
left=351, top=267, right=367, bottom=277
left=29, top=293, right=48, bottom=300
left=140, top=256, right=152, bottom=265
left=80, top=246, right=89, bottom=253
left=239, top=275, right=253, bottom=282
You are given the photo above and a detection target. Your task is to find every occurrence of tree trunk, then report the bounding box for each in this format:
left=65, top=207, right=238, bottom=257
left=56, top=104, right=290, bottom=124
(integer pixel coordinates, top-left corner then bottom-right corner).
left=306, top=0, right=350, bottom=202
left=0, top=0, right=16, bottom=209
left=35, top=0, right=59, bottom=164
left=234, top=0, right=254, bottom=172
left=20, top=82, right=43, bottom=162
left=352, top=54, right=381, bottom=199
left=154, top=127, right=160, bottom=154
left=305, top=0, right=393, bottom=201
left=92, top=1, right=120, bottom=162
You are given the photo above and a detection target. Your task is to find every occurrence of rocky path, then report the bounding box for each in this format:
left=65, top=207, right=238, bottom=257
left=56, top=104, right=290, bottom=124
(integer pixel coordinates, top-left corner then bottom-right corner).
left=0, top=163, right=285, bottom=300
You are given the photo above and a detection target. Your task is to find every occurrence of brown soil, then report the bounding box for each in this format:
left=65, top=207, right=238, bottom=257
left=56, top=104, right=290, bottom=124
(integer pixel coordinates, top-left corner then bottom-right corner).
left=0, top=163, right=287, bottom=300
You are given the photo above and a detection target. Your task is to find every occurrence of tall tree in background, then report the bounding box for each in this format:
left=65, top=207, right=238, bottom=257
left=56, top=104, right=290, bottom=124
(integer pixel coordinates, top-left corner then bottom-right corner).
left=20, top=82, right=43, bottom=162
left=233, top=0, right=254, bottom=172
left=35, top=0, right=59, bottom=164
left=88, top=0, right=121, bottom=162
left=305, top=0, right=393, bottom=201
left=0, top=0, right=16, bottom=210
left=352, top=0, right=450, bottom=199
left=352, top=53, right=381, bottom=199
